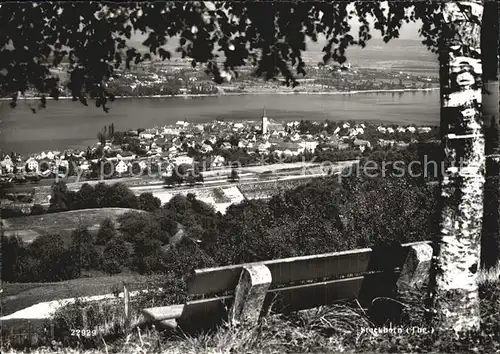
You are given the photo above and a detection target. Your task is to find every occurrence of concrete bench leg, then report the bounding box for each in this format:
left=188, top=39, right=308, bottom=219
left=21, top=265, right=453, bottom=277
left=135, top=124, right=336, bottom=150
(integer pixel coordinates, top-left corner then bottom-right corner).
left=397, top=243, right=433, bottom=288
left=229, top=264, right=272, bottom=327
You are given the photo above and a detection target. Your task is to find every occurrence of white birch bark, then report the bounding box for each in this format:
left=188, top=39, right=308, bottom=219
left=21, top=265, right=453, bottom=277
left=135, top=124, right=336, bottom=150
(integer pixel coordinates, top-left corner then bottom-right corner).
left=429, top=1, right=484, bottom=332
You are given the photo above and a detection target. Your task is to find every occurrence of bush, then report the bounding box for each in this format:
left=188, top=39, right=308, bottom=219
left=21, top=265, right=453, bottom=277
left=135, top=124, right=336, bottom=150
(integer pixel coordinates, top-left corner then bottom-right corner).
left=28, top=233, right=80, bottom=281
left=138, top=192, right=161, bottom=212
left=131, top=238, right=164, bottom=274
left=74, top=183, right=97, bottom=209
left=1, top=235, right=26, bottom=282
left=154, top=210, right=179, bottom=235
left=49, top=181, right=71, bottom=212
left=103, top=183, right=139, bottom=209
left=104, top=236, right=129, bottom=260
left=100, top=258, right=123, bottom=275
left=118, top=211, right=152, bottom=242
left=163, top=237, right=216, bottom=278
left=95, top=218, right=117, bottom=245
left=70, top=227, right=100, bottom=271
left=100, top=236, right=130, bottom=274
left=140, top=219, right=170, bottom=243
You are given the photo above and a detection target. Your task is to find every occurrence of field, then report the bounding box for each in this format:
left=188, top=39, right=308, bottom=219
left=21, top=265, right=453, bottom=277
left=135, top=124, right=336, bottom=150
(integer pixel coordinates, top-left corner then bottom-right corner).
left=1, top=208, right=146, bottom=243
left=150, top=185, right=246, bottom=214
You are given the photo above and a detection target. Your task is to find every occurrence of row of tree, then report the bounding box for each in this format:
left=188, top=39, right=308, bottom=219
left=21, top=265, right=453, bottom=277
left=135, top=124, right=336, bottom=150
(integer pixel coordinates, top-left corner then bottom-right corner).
left=48, top=182, right=161, bottom=213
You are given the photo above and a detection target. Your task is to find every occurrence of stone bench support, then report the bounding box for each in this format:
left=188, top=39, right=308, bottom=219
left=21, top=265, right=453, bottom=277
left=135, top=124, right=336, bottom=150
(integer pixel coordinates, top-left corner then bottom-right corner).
left=229, top=264, right=272, bottom=327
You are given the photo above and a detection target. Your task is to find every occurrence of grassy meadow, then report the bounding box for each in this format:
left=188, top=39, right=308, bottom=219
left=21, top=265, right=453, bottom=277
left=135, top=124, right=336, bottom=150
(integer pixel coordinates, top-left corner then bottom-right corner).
left=1, top=208, right=146, bottom=243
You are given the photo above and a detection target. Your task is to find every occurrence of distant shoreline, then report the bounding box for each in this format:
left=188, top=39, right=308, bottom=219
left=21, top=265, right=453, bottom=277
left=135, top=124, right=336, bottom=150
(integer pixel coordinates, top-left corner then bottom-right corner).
left=0, top=87, right=439, bottom=102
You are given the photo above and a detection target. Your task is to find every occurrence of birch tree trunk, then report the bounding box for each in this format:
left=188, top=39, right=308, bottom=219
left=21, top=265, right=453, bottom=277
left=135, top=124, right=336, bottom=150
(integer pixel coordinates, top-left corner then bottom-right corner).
left=481, top=0, right=500, bottom=270
left=428, top=1, right=484, bottom=332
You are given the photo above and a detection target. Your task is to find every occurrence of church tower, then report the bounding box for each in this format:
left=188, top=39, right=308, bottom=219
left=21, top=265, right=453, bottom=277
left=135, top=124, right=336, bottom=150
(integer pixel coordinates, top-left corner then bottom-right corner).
left=261, top=107, right=269, bottom=135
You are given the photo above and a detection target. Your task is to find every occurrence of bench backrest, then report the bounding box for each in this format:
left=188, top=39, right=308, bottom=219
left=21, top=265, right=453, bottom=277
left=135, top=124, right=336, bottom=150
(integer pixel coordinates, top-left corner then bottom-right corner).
left=187, top=242, right=426, bottom=298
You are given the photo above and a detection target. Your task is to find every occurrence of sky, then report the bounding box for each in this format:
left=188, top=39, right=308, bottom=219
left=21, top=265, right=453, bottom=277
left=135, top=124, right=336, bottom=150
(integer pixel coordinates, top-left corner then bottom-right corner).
left=129, top=19, right=424, bottom=55
left=125, top=2, right=432, bottom=68
left=128, top=1, right=425, bottom=50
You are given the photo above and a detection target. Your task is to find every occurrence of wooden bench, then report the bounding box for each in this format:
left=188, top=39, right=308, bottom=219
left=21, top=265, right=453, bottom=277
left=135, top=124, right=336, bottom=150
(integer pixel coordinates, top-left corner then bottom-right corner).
left=142, top=241, right=432, bottom=332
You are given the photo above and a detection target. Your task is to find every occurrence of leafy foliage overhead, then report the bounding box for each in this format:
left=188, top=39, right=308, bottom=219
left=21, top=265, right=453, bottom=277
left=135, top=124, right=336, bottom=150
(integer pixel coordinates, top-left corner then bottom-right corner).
left=0, top=1, right=445, bottom=111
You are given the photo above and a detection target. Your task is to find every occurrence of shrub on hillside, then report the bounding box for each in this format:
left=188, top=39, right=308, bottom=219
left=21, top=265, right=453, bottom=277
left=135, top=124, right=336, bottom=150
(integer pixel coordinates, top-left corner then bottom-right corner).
left=163, top=194, right=192, bottom=218
left=139, top=218, right=170, bottom=244
left=93, top=182, right=109, bottom=208
left=200, top=170, right=435, bottom=266
left=95, top=218, right=118, bottom=245
left=1, top=235, right=26, bottom=282
left=1, top=237, right=48, bottom=282
left=154, top=209, right=179, bottom=235
left=201, top=199, right=271, bottom=265
left=70, top=227, right=100, bottom=271
left=104, top=236, right=129, bottom=260
left=74, top=183, right=97, bottom=209
left=162, top=194, right=218, bottom=238
left=48, top=181, right=73, bottom=212
left=162, top=237, right=216, bottom=278
left=268, top=179, right=344, bottom=229
left=29, top=233, right=80, bottom=281
left=100, top=236, right=130, bottom=274
left=131, top=238, right=164, bottom=274
left=340, top=177, right=436, bottom=247
left=103, top=183, right=139, bottom=209
left=118, top=211, right=152, bottom=242
left=100, top=258, right=123, bottom=275
left=138, top=192, right=161, bottom=212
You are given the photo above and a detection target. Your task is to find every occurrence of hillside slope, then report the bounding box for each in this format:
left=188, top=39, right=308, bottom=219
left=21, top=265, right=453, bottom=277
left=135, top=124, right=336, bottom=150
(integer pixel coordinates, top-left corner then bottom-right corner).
left=2, top=208, right=147, bottom=242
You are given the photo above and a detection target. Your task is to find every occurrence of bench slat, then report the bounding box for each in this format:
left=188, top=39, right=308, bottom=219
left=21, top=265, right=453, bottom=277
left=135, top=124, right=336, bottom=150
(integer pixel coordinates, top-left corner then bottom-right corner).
left=264, top=272, right=398, bottom=314
left=158, top=319, right=178, bottom=330
left=188, top=248, right=374, bottom=296
left=188, top=242, right=427, bottom=297
left=265, top=276, right=364, bottom=313
left=176, top=296, right=232, bottom=332
left=142, top=297, right=232, bottom=327
left=181, top=277, right=369, bottom=324
left=181, top=295, right=232, bottom=318
left=142, top=304, right=185, bottom=321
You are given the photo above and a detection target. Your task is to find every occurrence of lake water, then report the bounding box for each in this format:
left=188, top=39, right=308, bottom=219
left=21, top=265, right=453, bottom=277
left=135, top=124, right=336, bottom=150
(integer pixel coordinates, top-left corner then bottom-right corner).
left=0, top=90, right=439, bottom=156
